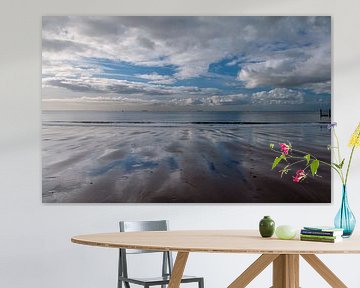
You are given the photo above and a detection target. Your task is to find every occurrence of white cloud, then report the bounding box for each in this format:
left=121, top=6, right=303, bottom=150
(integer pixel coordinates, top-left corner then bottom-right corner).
left=238, top=45, right=331, bottom=91
left=301, top=81, right=331, bottom=94
left=43, top=74, right=221, bottom=102
left=169, top=93, right=250, bottom=106
left=135, top=73, right=176, bottom=84
left=43, top=16, right=331, bottom=78
left=43, top=95, right=157, bottom=104
left=252, top=88, right=304, bottom=105
left=42, top=16, right=331, bottom=100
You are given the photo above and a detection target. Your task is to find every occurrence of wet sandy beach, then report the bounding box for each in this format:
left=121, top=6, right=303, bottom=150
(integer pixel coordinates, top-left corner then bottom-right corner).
left=42, top=123, right=331, bottom=203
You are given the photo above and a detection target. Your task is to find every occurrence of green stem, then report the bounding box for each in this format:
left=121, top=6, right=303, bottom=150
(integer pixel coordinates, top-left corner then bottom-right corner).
left=345, top=145, right=356, bottom=185
left=334, top=129, right=342, bottom=164
left=271, top=148, right=344, bottom=182
left=333, top=129, right=345, bottom=182
left=285, top=159, right=307, bottom=169
left=291, top=148, right=343, bottom=177
left=345, top=128, right=360, bottom=185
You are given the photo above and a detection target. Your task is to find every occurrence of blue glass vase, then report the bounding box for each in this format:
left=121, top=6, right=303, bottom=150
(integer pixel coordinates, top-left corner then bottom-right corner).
left=334, top=185, right=356, bottom=237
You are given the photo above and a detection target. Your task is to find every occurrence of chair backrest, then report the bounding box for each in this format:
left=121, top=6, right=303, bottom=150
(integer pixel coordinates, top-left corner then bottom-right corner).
left=119, top=220, right=169, bottom=254
left=120, top=220, right=168, bottom=232
left=118, top=220, right=174, bottom=282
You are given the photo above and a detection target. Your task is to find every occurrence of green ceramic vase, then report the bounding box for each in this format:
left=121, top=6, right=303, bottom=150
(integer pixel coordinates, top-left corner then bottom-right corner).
left=259, top=216, right=275, bottom=238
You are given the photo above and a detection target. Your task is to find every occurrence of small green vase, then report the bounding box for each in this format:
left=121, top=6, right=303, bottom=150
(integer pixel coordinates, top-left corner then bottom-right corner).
left=259, top=216, right=275, bottom=238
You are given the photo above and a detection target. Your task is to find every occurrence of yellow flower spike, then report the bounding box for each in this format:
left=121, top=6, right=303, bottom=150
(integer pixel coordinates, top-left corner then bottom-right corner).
left=349, top=122, right=360, bottom=148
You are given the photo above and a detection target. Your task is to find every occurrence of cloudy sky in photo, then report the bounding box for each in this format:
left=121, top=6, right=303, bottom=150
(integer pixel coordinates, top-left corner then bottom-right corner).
left=42, top=16, right=331, bottom=111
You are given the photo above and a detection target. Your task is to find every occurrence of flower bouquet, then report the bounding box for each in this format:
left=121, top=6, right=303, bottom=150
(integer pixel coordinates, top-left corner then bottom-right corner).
left=270, top=122, right=360, bottom=237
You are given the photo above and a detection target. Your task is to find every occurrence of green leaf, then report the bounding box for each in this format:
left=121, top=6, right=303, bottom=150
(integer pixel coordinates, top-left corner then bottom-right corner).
left=310, top=159, right=319, bottom=176
left=269, top=143, right=274, bottom=149
left=333, top=159, right=345, bottom=169
left=272, top=154, right=285, bottom=170
left=304, top=154, right=311, bottom=165
left=339, top=158, right=345, bottom=169
left=272, top=157, right=281, bottom=170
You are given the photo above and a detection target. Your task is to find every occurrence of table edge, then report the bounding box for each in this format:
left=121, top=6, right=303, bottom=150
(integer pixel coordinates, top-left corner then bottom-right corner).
left=71, top=236, right=360, bottom=255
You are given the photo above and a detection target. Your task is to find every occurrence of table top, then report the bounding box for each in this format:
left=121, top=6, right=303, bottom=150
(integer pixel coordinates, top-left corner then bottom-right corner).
left=71, top=230, right=360, bottom=254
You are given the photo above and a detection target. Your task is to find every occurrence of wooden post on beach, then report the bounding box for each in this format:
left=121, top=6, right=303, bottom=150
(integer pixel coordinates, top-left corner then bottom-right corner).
left=320, top=109, right=331, bottom=118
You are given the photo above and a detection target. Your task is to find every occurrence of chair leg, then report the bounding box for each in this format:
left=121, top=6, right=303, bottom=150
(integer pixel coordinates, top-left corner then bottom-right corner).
left=118, top=250, right=122, bottom=288
left=199, top=278, right=204, bottom=288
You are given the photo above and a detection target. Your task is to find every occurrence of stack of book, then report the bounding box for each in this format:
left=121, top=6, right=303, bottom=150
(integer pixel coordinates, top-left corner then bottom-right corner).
left=300, top=226, right=344, bottom=243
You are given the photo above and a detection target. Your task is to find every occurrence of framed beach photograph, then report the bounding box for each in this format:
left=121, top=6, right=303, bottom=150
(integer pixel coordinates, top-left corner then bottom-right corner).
left=42, top=16, right=331, bottom=203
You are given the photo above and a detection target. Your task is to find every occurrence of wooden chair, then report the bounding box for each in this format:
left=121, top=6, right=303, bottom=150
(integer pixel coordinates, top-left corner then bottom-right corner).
left=118, top=220, right=204, bottom=288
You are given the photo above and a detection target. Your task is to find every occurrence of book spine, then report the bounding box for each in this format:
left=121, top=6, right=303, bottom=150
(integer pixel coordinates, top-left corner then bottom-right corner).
left=300, top=234, right=337, bottom=240
left=301, top=230, right=335, bottom=236
left=300, top=237, right=337, bottom=243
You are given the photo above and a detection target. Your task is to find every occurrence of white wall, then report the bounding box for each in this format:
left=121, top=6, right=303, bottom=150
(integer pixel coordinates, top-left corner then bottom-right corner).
left=1, top=0, right=360, bottom=287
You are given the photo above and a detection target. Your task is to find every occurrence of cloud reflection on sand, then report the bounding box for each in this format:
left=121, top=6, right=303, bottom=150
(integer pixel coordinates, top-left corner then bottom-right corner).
left=42, top=118, right=331, bottom=203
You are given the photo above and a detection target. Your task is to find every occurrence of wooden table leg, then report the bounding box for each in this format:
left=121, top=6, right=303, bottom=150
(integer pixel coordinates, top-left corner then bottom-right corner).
left=228, top=254, right=279, bottom=288
left=301, top=254, right=347, bottom=288
left=229, top=253, right=347, bottom=288
left=272, top=254, right=299, bottom=288
left=288, top=255, right=299, bottom=288
left=168, top=252, right=189, bottom=288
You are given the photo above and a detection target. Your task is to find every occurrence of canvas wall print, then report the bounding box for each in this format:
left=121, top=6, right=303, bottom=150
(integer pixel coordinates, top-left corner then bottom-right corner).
left=42, top=16, right=331, bottom=203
